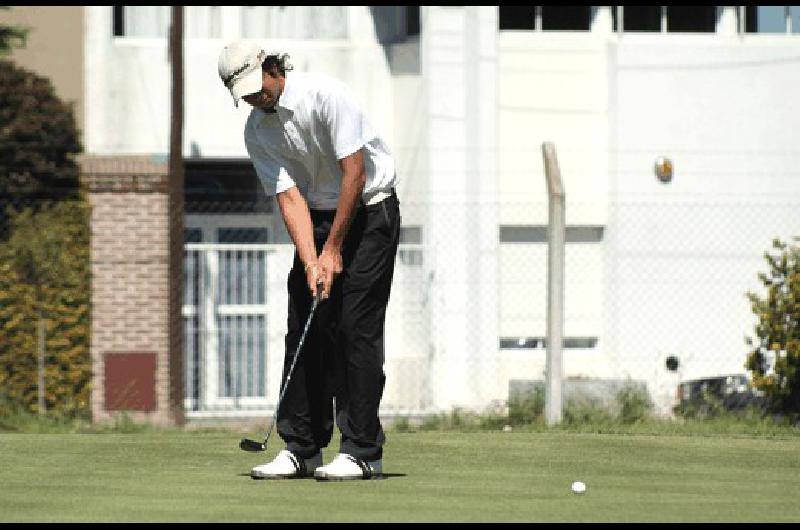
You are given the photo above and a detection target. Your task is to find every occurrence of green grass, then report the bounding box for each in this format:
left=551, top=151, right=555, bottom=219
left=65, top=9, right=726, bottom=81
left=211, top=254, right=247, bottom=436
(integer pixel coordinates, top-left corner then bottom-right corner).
left=1, top=428, right=799, bottom=522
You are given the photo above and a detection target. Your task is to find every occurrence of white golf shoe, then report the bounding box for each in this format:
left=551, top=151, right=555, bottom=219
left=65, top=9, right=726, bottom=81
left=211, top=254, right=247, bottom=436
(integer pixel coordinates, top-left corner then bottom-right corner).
left=250, top=449, right=322, bottom=479
left=314, top=453, right=382, bottom=481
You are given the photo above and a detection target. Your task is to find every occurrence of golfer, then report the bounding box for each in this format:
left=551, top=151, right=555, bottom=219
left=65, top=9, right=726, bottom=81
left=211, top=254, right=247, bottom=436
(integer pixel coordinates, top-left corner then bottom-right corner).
left=218, top=41, right=400, bottom=480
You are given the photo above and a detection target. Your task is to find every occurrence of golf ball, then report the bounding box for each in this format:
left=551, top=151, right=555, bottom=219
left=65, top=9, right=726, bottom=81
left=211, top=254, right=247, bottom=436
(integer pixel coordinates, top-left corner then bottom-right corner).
left=571, top=481, right=587, bottom=494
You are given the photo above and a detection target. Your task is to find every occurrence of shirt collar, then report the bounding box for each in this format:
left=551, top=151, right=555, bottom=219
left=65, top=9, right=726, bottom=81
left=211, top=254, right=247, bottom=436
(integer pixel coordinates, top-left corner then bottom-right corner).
left=276, top=72, right=300, bottom=113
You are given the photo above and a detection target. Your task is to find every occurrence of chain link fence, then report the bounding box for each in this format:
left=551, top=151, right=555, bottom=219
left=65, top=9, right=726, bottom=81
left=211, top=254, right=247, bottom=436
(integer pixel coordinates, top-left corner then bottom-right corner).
left=180, top=191, right=798, bottom=419
left=2, top=176, right=798, bottom=421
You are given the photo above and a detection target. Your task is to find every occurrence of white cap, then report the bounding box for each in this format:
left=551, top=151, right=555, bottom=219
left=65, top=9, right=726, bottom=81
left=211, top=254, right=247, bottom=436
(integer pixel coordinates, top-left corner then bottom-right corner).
left=218, top=41, right=267, bottom=107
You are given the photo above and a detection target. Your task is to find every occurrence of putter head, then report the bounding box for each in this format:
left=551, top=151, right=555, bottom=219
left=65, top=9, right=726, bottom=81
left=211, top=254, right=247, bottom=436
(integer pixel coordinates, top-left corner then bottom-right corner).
left=239, top=438, right=266, bottom=452
left=240, top=284, right=322, bottom=457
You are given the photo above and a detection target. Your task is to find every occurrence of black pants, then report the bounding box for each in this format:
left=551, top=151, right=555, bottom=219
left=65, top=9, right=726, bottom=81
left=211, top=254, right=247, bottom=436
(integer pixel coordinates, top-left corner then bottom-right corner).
left=276, top=192, right=401, bottom=462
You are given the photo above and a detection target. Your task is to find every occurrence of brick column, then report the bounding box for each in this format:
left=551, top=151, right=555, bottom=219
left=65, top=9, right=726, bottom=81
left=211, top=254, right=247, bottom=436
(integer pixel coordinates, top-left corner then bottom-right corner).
left=82, top=156, right=184, bottom=426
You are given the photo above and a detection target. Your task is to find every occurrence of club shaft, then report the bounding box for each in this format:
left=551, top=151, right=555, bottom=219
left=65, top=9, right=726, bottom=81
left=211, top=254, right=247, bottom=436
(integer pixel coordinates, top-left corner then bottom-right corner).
left=261, top=288, right=321, bottom=447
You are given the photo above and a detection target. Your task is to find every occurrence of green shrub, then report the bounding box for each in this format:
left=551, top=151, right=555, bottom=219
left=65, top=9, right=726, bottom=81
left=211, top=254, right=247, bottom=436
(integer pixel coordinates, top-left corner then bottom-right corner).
left=413, top=406, right=509, bottom=432
left=393, top=416, right=412, bottom=433
left=0, top=57, right=87, bottom=418
left=674, top=387, right=728, bottom=420
left=563, top=399, right=615, bottom=426
left=617, top=383, right=654, bottom=424
left=0, top=200, right=91, bottom=416
left=745, top=238, right=800, bottom=419
left=0, top=405, right=156, bottom=434
left=420, top=413, right=446, bottom=431
left=478, top=411, right=509, bottom=430
left=507, top=386, right=545, bottom=425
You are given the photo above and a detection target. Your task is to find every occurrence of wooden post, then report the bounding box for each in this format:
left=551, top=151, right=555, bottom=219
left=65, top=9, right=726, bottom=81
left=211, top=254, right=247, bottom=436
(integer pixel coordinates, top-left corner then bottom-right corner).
left=168, top=6, right=185, bottom=425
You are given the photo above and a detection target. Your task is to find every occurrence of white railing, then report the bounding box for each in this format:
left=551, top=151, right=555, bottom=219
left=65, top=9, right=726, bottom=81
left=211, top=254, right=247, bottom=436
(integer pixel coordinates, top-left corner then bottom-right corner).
left=183, top=243, right=432, bottom=419
left=183, top=244, right=293, bottom=415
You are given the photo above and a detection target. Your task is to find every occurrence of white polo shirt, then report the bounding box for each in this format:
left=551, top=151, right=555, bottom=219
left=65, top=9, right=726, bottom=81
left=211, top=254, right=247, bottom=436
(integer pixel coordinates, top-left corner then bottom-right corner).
left=244, top=72, right=397, bottom=210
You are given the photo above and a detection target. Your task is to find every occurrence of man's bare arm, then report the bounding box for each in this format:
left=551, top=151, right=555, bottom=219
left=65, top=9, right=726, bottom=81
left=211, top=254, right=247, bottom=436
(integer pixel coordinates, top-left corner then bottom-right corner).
left=317, top=149, right=366, bottom=297
left=277, top=186, right=320, bottom=297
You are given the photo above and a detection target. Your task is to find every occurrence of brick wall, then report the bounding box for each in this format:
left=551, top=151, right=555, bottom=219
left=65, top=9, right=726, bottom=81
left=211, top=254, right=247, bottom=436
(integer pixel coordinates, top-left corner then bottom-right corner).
left=82, top=156, right=184, bottom=426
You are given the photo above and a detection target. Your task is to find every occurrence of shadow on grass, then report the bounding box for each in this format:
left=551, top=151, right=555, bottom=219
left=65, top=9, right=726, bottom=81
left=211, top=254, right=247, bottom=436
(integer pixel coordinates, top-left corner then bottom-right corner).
left=241, top=473, right=407, bottom=480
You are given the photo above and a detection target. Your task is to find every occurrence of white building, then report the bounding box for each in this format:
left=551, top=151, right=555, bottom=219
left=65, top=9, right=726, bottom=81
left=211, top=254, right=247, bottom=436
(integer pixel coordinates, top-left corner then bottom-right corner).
left=80, top=6, right=800, bottom=418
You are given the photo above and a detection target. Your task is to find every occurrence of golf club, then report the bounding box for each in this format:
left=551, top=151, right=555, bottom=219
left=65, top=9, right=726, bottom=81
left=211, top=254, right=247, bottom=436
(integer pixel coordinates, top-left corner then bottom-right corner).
left=239, top=281, right=323, bottom=452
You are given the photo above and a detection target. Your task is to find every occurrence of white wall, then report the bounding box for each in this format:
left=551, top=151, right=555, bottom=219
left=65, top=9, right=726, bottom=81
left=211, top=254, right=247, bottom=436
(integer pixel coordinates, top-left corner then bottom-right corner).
left=497, top=32, right=611, bottom=221
left=495, top=27, right=612, bottom=395
left=84, top=5, right=800, bottom=416
left=84, top=5, right=427, bottom=415
left=493, top=23, right=800, bottom=414
left=607, top=34, right=800, bottom=412
left=420, top=6, right=501, bottom=411
left=84, top=6, right=394, bottom=158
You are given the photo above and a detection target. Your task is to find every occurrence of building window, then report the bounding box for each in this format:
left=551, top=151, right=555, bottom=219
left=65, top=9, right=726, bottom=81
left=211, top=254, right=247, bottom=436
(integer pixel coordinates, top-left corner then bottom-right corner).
left=186, top=6, right=222, bottom=39
left=499, top=6, right=592, bottom=31
left=399, top=225, right=422, bottom=266
left=217, top=229, right=269, bottom=244
left=499, top=225, right=604, bottom=244
left=667, top=6, right=716, bottom=33
left=400, top=226, right=421, bottom=244
left=113, top=6, right=125, bottom=37
left=241, top=6, right=348, bottom=40
left=112, top=6, right=221, bottom=38
left=407, top=6, right=420, bottom=36
left=370, top=6, right=420, bottom=44
left=184, top=228, right=202, bottom=244
left=615, top=6, right=661, bottom=32
left=500, top=337, right=598, bottom=350
left=112, top=6, right=171, bottom=38
left=613, top=6, right=776, bottom=34
left=499, top=6, right=536, bottom=30
left=746, top=6, right=800, bottom=33
left=541, top=6, right=592, bottom=31
left=184, top=159, right=274, bottom=215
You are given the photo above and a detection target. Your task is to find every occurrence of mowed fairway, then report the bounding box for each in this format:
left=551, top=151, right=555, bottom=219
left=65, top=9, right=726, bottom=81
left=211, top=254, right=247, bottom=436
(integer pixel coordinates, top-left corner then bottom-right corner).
left=1, top=430, right=798, bottom=522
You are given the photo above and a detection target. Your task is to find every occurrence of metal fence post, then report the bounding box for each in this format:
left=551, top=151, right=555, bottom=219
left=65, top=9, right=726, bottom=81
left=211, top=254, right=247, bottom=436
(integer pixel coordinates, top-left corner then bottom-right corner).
left=37, top=316, right=46, bottom=415
left=542, top=142, right=565, bottom=425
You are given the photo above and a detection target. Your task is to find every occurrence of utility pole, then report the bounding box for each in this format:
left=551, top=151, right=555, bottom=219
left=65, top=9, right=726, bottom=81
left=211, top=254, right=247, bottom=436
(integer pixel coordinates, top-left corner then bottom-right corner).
left=168, top=5, right=185, bottom=425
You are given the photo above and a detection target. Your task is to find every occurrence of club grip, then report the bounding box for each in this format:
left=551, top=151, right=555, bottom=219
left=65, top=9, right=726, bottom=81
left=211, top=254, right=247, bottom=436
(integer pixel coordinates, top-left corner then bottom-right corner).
left=314, top=281, right=324, bottom=303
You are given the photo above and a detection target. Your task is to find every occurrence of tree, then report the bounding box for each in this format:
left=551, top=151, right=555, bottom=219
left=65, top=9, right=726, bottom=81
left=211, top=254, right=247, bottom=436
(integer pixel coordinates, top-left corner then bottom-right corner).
left=745, top=238, right=800, bottom=419
left=0, top=59, right=82, bottom=239
left=0, top=201, right=91, bottom=416
left=0, top=40, right=89, bottom=416
left=0, top=6, right=28, bottom=55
